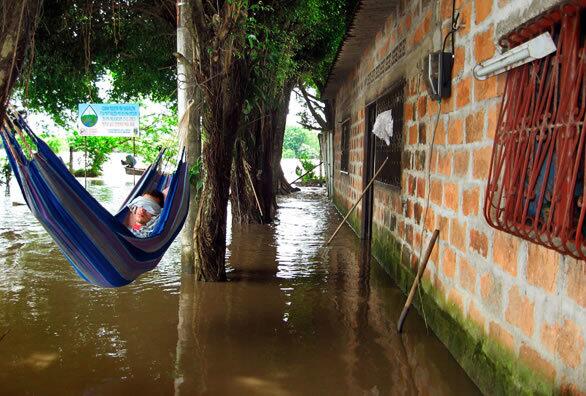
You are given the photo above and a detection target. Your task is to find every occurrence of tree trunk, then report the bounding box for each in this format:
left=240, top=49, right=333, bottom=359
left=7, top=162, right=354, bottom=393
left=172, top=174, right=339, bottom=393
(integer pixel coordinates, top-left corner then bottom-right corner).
left=177, top=0, right=200, bottom=274
left=231, top=106, right=275, bottom=224
left=193, top=58, right=248, bottom=281
left=194, top=124, right=239, bottom=281
left=186, top=0, right=249, bottom=281
left=272, top=80, right=297, bottom=195
left=0, top=1, right=42, bottom=122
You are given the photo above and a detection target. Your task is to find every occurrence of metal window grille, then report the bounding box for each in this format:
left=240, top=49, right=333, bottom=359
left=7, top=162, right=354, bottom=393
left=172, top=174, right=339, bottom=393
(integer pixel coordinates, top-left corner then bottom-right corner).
left=372, top=78, right=405, bottom=188
left=485, top=4, right=586, bottom=259
left=341, top=120, right=350, bottom=172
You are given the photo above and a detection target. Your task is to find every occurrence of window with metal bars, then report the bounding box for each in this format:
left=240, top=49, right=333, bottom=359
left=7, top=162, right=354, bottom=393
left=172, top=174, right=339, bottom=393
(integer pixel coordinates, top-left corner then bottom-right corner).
left=371, top=78, right=405, bottom=188
left=341, top=120, right=350, bottom=173
left=485, top=5, right=586, bottom=259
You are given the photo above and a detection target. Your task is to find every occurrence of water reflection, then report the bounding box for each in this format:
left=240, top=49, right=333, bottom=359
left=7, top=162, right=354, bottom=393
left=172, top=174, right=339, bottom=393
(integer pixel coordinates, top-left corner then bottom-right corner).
left=0, top=171, right=479, bottom=394
left=174, top=189, right=479, bottom=395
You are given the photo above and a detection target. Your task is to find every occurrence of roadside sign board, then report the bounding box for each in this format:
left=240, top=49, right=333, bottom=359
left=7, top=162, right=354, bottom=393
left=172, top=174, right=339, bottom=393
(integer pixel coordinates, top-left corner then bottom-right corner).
left=78, top=103, right=140, bottom=137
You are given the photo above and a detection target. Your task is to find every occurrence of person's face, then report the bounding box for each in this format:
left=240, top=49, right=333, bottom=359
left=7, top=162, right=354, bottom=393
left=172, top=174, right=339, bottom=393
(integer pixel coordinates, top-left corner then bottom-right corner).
left=133, top=206, right=153, bottom=225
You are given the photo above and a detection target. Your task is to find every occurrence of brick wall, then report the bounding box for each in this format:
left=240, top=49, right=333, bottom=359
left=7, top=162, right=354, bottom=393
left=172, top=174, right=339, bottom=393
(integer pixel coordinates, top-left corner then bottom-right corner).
left=329, top=0, right=586, bottom=392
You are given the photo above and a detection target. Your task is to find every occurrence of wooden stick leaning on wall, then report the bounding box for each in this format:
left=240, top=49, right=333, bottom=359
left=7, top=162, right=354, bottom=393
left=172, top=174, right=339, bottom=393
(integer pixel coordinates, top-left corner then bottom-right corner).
left=324, top=156, right=388, bottom=246
left=397, top=229, right=440, bottom=333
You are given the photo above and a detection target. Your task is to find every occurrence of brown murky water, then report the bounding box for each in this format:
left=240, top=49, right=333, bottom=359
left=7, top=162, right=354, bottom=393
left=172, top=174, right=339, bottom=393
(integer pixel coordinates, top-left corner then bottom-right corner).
left=0, top=180, right=480, bottom=395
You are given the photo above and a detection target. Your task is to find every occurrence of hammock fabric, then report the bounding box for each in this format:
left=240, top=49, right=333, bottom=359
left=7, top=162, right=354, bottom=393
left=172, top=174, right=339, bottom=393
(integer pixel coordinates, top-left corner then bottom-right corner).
left=0, top=113, right=189, bottom=288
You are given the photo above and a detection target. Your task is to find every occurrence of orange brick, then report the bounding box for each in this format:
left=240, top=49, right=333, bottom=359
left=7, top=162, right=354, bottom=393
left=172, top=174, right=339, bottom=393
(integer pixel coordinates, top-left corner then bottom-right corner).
left=460, top=256, right=476, bottom=292
left=470, top=228, right=488, bottom=257
left=428, top=97, right=440, bottom=115
left=490, top=322, right=515, bottom=351
left=468, top=301, right=486, bottom=330
left=505, top=285, right=535, bottom=337
left=450, top=218, right=467, bottom=253
left=438, top=151, right=452, bottom=176
left=526, top=244, right=559, bottom=293
left=438, top=215, right=450, bottom=240
left=473, top=146, right=493, bottom=179
left=448, top=288, right=464, bottom=311
left=493, top=232, right=519, bottom=276
left=566, top=259, right=586, bottom=308
left=453, top=151, right=469, bottom=177
left=475, top=0, right=492, bottom=24
left=487, top=103, right=499, bottom=139
left=433, top=119, right=446, bottom=145
left=441, top=0, right=454, bottom=19
left=475, top=77, right=498, bottom=101
left=430, top=179, right=443, bottom=205
left=456, top=77, right=471, bottom=108
left=440, top=95, right=454, bottom=113
left=417, top=95, right=427, bottom=118
left=541, top=319, right=585, bottom=369
left=519, top=344, right=556, bottom=382
left=444, top=182, right=459, bottom=212
left=425, top=212, right=436, bottom=234
left=405, top=102, right=415, bottom=122
left=448, top=117, right=464, bottom=145
left=442, top=247, right=457, bottom=278
left=416, top=177, right=426, bottom=199
left=413, top=10, right=432, bottom=45
left=457, top=2, right=472, bottom=36
left=496, top=73, right=507, bottom=96
left=409, top=124, right=418, bottom=145
left=453, top=46, right=465, bottom=77
left=474, top=27, right=496, bottom=62
left=462, top=186, right=479, bottom=216
left=466, top=109, right=485, bottom=143
left=560, top=383, right=586, bottom=396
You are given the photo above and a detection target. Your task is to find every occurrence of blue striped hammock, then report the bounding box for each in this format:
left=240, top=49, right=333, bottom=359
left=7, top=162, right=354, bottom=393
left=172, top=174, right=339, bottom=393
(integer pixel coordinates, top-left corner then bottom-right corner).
left=0, top=112, right=190, bottom=288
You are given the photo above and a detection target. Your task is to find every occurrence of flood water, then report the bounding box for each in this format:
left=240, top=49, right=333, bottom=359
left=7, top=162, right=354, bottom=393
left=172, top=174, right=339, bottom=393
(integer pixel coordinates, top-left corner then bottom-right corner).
left=0, top=172, right=480, bottom=395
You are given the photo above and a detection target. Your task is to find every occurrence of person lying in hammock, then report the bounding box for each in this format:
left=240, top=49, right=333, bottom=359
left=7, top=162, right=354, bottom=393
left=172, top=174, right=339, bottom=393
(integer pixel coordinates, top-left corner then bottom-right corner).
left=124, top=190, right=166, bottom=238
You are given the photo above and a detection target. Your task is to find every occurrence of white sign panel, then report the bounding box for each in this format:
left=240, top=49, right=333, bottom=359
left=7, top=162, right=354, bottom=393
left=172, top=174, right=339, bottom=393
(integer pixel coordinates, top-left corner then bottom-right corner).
left=78, top=103, right=140, bottom=137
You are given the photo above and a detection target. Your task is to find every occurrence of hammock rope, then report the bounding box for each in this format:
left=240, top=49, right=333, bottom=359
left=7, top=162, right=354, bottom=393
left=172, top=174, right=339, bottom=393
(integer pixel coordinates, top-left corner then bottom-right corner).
left=0, top=109, right=190, bottom=287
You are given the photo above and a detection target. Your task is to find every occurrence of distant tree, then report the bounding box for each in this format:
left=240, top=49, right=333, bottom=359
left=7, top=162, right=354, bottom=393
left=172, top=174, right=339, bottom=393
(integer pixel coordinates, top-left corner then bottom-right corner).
left=282, top=127, right=319, bottom=159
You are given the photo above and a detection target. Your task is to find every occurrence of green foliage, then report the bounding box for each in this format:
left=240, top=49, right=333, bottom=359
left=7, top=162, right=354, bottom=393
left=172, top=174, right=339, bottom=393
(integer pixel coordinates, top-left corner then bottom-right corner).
left=294, top=158, right=324, bottom=183
left=40, top=132, right=63, bottom=154
left=283, top=126, right=319, bottom=159
left=21, top=0, right=176, bottom=124
left=68, top=132, right=120, bottom=175
left=72, top=168, right=101, bottom=178
left=119, top=111, right=179, bottom=166
left=240, top=0, right=355, bottom=121
left=0, top=157, right=11, bottom=187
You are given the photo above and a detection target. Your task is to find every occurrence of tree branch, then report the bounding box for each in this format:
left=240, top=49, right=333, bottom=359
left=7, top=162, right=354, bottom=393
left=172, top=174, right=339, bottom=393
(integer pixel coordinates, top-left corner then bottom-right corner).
left=299, top=85, right=328, bottom=130
left=298, top=121, right=325, bottom=131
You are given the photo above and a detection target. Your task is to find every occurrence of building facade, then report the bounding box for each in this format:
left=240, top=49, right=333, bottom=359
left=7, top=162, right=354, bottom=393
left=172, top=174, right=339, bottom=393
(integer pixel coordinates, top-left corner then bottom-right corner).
left=323, top=0, right=586, bottom=393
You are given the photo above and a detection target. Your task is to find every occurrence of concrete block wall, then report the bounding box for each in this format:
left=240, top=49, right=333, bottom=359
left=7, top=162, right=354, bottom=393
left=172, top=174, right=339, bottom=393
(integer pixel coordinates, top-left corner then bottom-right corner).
left=330, top=0, right=586, bottom=392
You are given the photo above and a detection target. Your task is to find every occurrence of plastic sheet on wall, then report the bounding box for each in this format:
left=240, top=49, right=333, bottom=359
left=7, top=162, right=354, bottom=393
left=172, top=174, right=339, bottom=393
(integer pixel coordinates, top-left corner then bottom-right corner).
left=485, top=3, right=586, bottom=259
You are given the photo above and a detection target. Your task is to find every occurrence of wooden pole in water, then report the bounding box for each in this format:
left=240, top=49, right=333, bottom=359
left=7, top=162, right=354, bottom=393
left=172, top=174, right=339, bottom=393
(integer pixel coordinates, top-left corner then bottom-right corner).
left=324, top=157, right=388, bottom=246
left=397, top=229, right=440, bottom=333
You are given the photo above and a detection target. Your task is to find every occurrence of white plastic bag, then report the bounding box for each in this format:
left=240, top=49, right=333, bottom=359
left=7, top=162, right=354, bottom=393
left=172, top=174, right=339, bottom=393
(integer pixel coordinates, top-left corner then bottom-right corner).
left=372, top=110, right=393, bottom=146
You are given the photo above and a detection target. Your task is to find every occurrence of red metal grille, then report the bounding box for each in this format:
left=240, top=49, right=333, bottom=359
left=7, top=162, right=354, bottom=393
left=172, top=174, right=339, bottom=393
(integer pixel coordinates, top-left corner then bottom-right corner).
left=485, top=4, right=586, bottom=259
